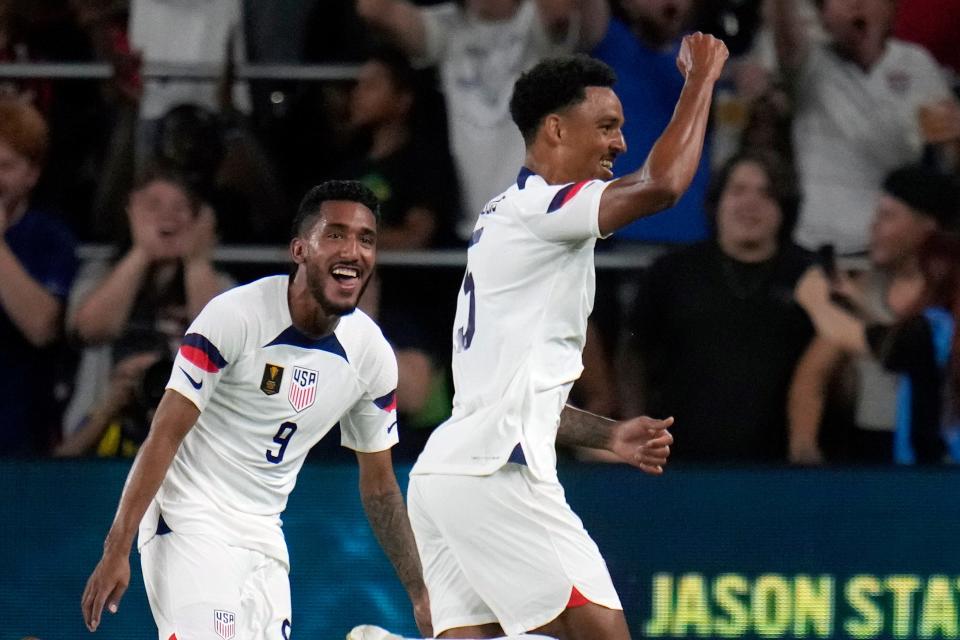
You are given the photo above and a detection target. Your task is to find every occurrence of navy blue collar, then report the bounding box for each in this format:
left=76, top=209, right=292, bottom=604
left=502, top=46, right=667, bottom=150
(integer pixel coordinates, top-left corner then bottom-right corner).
left=517, top=166, right=537, bottom=190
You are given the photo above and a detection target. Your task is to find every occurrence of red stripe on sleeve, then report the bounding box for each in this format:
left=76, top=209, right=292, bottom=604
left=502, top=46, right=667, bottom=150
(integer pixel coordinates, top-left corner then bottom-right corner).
left=561, top=181, right=590, bottom=207
left=179, top=344, right=221, bottom=373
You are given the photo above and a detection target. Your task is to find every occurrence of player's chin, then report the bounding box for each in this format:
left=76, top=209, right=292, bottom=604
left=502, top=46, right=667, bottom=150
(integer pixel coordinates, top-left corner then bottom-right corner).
left=321, top=288, right=361, bottom=316
left=323, top=295, right=360, bottom=317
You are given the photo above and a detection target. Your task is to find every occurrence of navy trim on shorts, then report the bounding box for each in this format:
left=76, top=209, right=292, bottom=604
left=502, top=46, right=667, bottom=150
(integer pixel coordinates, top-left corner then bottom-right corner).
left=507, top=443, right=527, bottom=465
left=156, top=513, right=172, bottom=536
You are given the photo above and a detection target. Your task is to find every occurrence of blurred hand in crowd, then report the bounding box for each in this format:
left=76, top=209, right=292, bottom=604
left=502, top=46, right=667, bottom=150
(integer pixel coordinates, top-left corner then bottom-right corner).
left=919, top=98, right=960, bottom=144
left=794, top=265, right=832, bottom=310
left=182, top=204, right=217, bottom=264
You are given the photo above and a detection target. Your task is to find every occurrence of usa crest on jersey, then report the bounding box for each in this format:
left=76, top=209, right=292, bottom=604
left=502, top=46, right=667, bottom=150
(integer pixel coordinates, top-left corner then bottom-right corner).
left=214, top=610, right=236, bottom=639
left=289, top=366, right=318, bottom=412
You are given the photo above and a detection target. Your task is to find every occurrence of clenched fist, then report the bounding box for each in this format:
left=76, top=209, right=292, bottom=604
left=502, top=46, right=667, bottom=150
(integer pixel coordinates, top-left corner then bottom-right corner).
left=677, top=32, right=729, bottom=83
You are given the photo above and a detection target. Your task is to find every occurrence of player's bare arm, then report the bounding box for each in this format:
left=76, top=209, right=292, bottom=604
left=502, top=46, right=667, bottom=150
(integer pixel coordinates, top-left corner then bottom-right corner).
left=81, top=389, right=199, bottom=632
left=597, top=32, right=728, bottom=236
left=357, top=449, right=432, bottom=637
left=556, top=404, right=673, bottom=475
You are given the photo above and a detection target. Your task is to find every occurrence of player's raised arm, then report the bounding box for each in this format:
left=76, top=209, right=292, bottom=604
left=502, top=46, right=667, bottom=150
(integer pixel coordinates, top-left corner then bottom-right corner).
left=597, top=32, right=728, bottom=236
left=556, top=404, right=674, bottom=475
left=356, top=449, right=432, bottom=637
left=80, top=390, right=199, bottom=632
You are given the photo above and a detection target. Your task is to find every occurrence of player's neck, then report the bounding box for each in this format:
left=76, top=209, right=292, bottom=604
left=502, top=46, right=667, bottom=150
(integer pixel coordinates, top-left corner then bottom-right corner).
left=524, top=150, right=580, bottom=185
left=287, top=273, right=339, bottom=338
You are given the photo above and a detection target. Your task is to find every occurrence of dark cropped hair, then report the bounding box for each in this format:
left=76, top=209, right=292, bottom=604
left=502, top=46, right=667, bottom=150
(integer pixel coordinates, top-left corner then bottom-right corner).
left=291, top=180, right=381, bottom=238
left=882, top=164, right=960, bottom=230
left=705, top=150, right=802, bottom=241
left=509, top=54, right=617, bottom=144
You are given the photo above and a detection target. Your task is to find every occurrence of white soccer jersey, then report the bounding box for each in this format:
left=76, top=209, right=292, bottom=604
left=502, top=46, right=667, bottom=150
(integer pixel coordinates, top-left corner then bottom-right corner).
left=138, top=276, right=399, bottom=568
left=412, top=168, right=609, bottom=482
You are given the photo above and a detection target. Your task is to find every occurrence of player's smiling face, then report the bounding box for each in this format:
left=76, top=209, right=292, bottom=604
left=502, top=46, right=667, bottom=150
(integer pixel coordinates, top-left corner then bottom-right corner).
left=559, top=86, right=626, bottom=181
left=295, top=201, right=377, bottom=317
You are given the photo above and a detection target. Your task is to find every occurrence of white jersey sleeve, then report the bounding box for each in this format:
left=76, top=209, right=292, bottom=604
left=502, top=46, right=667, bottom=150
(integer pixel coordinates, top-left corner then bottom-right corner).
left=166, top=291, right=247, bottom=412
left=340, top=332, right=400, bottom=453
left=518, top=179, right=607, bottom=243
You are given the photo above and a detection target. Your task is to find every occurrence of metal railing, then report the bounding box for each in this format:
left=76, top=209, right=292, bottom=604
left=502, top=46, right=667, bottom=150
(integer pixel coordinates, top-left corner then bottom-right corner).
left=0, top=61, right=361, bottom=81
left=77, top=244, right=669, bottom=269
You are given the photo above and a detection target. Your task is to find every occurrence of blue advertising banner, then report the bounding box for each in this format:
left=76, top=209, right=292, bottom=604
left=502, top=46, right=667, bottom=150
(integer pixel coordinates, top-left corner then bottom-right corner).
left=1, top=460, right=958, bottom=639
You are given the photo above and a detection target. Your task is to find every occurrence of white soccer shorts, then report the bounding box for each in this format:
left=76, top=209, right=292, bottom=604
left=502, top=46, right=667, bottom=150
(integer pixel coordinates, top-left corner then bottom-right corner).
left=141, top=531, right=292, bottom=640
left=408, top=464, right=622, bottom=636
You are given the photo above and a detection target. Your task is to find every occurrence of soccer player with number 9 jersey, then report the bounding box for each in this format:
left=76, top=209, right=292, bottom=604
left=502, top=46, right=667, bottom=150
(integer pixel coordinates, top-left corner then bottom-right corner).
left=82, top=181, right=431, bottom=638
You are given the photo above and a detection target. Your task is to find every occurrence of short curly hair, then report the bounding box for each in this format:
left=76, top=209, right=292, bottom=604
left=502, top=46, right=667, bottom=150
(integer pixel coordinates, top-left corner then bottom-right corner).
left=509, top=55, right=617, bottom=145
left=292, top=180, right=381, bottom=239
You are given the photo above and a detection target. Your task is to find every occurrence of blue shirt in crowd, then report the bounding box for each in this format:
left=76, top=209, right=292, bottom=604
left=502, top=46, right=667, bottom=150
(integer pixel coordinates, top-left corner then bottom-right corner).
left=592, top=18, right=711, bottom=243
left=0, top=208, right=78, bottom=455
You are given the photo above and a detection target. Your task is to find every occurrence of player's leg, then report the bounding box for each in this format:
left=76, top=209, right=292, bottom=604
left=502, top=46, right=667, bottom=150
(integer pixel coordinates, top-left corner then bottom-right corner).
left=241, top=552, right=291, bottom=640
left=141, top=530, right=258, bottom=639
left=407, top=475, right=503, bottom=637
left=347, top=624, right=555, bottom=639
left=531, top=602, right=630, bottom=640
left=438, top=622, right=505, bottom=638
left=410, top=466, right=624, bottom=638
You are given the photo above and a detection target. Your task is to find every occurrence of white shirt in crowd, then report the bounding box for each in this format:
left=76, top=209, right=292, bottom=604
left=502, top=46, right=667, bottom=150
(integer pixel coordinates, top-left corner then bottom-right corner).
left=416, top=1, right=578, bottom=241
left=130, top=0, right=251, bottom=120
left=793, top=39, right=952, bottom=253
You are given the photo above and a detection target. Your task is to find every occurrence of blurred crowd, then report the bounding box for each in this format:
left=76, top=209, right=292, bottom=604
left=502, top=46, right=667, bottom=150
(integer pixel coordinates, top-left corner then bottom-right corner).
left=0, top=0, right=958, bottom=466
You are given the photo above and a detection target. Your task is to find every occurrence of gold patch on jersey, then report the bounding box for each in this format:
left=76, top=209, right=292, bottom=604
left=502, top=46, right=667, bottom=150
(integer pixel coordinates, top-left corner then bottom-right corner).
left=260, top=363, right=284, bottom=395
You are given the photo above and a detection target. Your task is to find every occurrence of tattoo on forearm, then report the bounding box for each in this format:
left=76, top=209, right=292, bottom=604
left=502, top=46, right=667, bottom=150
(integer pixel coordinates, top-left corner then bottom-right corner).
left=556, top=404, right=615, bottom=449
left=361, top=490, right=425, bottom=598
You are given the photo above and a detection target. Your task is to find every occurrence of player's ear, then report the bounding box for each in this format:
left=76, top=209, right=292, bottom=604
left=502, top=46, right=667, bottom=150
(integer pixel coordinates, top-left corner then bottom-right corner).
left=543, top=113, right=563, bottom=146
left=290, top=236, right=306, bottom=264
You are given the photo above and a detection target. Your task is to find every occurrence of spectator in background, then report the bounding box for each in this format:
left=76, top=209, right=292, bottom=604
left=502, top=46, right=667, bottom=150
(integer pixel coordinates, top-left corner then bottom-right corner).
left=54, top=351, right=169, bottom=457
left=0, top=0, right=53, bottom=108
left=0, top=0, right=118, bottom=238
left=343, top=47, right=459, bottom=251
left=0, top=98, right=78, bottom=455
left=340, top=47, right=460, bottom=434
left=128, top=0, right=250, bottom=162
left=796, top=231, right=960, bottom=465
left=592, top=0, right=711, bottom=243
left=152, top=103, right=287, bottom=245
left=62, top=163, right=232, bottom=438
left=788, top=164, right=959, bottom=464
left=771, top=0, right=960, bottom=253
left=628, top=151, right=814, bottom=462
left=357, top=0, right=610, bottom=243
